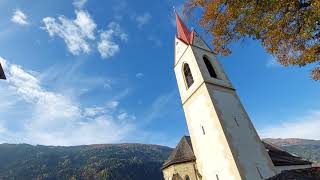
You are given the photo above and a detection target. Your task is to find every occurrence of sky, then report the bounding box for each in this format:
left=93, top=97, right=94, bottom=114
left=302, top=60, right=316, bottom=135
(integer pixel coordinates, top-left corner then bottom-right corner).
left=0, top=0, right=319, bottom=147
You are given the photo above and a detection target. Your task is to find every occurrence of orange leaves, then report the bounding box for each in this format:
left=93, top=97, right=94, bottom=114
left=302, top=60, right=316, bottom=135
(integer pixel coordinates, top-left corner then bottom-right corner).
left=312, top=67, right=320, bottom=80
left=184, top=0, right=320, bottom=80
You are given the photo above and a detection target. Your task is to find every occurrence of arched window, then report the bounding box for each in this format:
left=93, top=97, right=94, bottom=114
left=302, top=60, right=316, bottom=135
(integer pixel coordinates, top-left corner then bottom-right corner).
left=172, top=174, right=181, bottom=180
left=183, top=63, right=194, bottom=89
left=185, top=175, right=190, bottom=180
left=203, top=56, right=217, bottom=78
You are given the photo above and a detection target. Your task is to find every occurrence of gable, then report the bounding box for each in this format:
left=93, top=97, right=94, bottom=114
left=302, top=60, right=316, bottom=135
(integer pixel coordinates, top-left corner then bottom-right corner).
left=191, top=31, right=211, bottom=52
left=162, top=136, right=196, bottom=169
left=175, top=37, right=189, bottom=65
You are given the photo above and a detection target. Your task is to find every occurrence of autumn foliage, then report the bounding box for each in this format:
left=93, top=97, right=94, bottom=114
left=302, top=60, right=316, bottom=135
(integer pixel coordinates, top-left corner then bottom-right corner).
left=184, top=0, right=320, bottom=80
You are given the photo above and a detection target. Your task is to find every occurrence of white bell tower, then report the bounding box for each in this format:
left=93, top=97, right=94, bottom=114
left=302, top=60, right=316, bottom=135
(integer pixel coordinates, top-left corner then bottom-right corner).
left=174, top=13, right=277, bottom=180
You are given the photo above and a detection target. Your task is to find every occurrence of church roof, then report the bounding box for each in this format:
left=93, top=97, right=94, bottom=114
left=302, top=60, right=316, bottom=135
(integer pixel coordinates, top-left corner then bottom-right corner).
left=262, top=141, right=312, bottom=166
left=0, top=62, right=6, bottom=80
left=162, top=136, right=196, bottom=169
left=162, top=136, right=312, bottom=169
left=175, top=13, right=193, bottom=45
left=267, top=167, right=320, bottom=180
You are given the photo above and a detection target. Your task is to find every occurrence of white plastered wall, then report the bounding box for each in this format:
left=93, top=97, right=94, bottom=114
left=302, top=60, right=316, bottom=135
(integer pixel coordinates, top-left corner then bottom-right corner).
left=162, top=162, right=199, bottom=180
left=183, top=86, right=242, bottom=180
left=174, top=37, right=277, bottom=179
left=192, top=46, right=277, bottom=179
left=207, top=84, right=276, bottom=179
left=174, top=38, right=242, bottom=180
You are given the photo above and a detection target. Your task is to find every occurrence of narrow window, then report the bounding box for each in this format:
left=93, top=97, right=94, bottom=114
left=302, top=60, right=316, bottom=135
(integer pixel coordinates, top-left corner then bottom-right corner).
left=185, top=175, right=190, bottom=180
left=234, top=117, right=240, bottom=127
left=173, top=174, right=179, bottom=180
left=201, top=126, right=206, bottom=135
left=183, top=63, right=194, bottom=89
left=203, top=56, right=217, bottom=78
left=256, top=167, right=263, bottom=179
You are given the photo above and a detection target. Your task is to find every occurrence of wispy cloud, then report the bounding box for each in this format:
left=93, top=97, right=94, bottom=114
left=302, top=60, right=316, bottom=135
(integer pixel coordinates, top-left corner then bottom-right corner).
left=112, top=1, right=128, bottom=20
left=73, top=0, right=88, bottom=9
left=260, top=110, right=320, bottom=140
left=97, top=22, right=128, bottom=59
left=142, top=90, right=179, bottom=123
left=266, top=56, right=281, bottom=68
left=148, top=36, right=162, bottom=47
left=11, top=9, right=29, bottom=25
left=0, top=57, right=137, bottom=145
left=42, top=10, right=96, bottom=55
left=42, top=9, right=127, bottom=59
left=135, top=12, right=152, bottom=28
left=135, top=73, right=144, bottom=79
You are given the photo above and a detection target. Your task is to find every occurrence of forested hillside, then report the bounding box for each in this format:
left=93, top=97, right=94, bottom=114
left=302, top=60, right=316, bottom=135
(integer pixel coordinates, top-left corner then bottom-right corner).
left=0, top=143, right=172, bottom=180
left=0, top=139, right=319, bottom=180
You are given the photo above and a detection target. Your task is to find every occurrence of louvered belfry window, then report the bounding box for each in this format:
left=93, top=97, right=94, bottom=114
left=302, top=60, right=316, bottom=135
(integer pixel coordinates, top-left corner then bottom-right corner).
left=183, top=63, right=194, bottom=89
left=203, top=56, right=218, bottom=78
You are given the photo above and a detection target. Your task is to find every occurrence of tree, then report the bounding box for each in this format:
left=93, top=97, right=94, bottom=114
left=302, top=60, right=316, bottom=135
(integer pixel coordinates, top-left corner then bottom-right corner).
left=184, top=0, right=320, bottom=80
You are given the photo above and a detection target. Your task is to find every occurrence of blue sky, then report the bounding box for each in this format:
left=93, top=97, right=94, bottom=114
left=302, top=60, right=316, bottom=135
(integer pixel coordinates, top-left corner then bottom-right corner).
left=0, top=0, right=319, bottom=147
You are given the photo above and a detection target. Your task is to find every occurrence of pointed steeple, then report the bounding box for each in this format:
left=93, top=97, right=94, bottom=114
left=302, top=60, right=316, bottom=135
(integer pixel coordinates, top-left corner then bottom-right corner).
left=175, top=12, right=193, bottom=45
left=0, top=62, right=6, bottom=80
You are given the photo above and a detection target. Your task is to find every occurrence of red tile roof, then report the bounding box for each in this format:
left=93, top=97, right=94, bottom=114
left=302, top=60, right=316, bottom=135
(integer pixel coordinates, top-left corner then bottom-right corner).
left=175, top=13, right=193, bottom=45
left=267, top=167, right=320, bottom=180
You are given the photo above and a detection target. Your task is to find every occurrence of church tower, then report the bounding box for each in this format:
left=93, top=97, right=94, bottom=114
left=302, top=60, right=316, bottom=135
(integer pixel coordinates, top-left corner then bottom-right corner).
left=173, top=13, right=277, bottom=180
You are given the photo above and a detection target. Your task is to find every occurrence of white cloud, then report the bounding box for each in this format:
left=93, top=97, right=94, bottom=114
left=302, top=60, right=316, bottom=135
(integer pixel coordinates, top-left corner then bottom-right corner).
left=142, top=91, right=180, bottom=124
left=97, top=31, right=119, bottom=59
left=84, top=101, right=119, bottom=117
left=0, top=57, right=137, bottom=146
left=266, top=56, right=281, bottom=68
left=11, top=9, right=29, bottom=25
left=260, top=110, right=320, bottom=140
left=73, top=0, right=88, bottom=9
left=84, top=106, right=107, bottom=117
left=42, top=10, right=96, bottom=55
left=135, top=73, right=144, bottom=78
left=135, top=13, right=152, bottom=28
left=112, top=1, right=128, bottom=20
left=97, top=22, right=128, bottom=59
left=148, top=36, right=162, bottom=47
left=103, top=83, right=112, bottom=89
left=74, top=10, right=96, bottom=40
left=42, top=9, right=128, bottom=59
left=0, top=122, right=6, bottom=133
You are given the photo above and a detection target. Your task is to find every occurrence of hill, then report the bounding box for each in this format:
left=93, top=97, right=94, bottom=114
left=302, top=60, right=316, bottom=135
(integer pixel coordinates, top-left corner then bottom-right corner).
left=264, top=138, right=320, bottom=164
left=0, top=143, right=172, bottom=180
left=0, top=139, right=319, bottom=180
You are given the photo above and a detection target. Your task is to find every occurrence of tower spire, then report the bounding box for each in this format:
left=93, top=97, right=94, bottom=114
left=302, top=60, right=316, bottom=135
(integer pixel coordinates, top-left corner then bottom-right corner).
left=175, top=12, right=192, bottom=45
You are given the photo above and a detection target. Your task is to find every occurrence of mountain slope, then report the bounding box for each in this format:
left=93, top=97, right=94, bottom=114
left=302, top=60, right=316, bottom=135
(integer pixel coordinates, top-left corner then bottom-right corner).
left=0, top=143, right=172, bottom=180
left=1, top=138, right=319, bottom=180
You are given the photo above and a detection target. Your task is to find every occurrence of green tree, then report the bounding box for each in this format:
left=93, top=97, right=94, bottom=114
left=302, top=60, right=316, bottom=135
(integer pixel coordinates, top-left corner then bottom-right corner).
left=185, top=0, right=320, bottom=80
